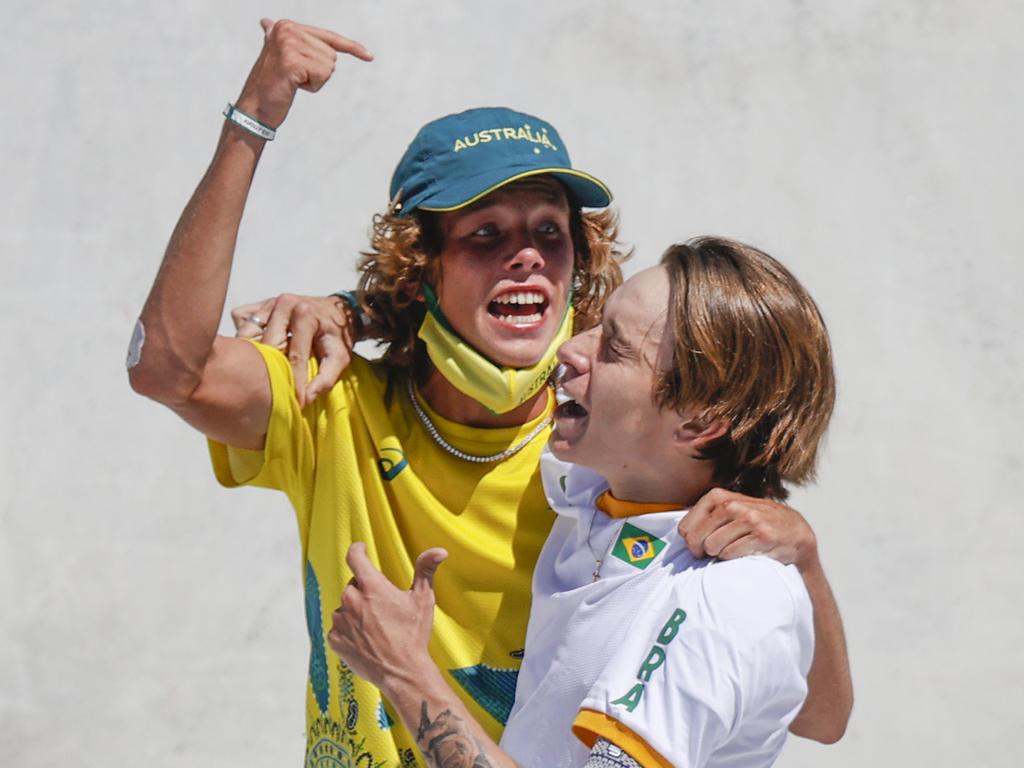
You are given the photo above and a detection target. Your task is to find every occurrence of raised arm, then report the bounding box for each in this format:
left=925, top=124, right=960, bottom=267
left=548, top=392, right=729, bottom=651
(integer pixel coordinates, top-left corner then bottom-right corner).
left=680, top=489, right=853, bottom=743
left=127, top=20, right=372, bottom=447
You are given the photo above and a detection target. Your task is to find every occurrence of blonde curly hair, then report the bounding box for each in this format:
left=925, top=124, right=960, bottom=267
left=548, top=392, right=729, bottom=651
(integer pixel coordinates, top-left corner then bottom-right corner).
left=355, top=199, right=629, bottom=378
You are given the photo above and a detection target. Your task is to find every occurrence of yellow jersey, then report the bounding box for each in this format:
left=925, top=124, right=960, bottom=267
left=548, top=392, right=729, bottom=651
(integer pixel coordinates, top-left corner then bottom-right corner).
left=209, top=343, right=554, bottom=767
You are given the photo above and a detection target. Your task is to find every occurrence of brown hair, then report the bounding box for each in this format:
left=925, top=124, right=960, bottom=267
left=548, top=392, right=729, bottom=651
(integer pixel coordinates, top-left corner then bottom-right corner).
left=656, top=237, right=835, bottom=500
left=355, top=189, right=629, bottom=376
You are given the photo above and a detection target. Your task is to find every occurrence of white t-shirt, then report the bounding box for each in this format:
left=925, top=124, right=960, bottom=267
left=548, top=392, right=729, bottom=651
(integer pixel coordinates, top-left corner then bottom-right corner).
left=499, top=451, right=814, bottom=768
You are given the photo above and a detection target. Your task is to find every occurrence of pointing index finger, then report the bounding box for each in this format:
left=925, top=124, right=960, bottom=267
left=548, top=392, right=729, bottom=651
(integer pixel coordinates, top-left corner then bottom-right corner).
left=305, top=26, right=374, bottom=61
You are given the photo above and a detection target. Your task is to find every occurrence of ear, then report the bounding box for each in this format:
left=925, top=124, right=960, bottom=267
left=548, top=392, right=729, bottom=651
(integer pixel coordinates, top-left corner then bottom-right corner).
left=673, top=412, right=728, bottom=454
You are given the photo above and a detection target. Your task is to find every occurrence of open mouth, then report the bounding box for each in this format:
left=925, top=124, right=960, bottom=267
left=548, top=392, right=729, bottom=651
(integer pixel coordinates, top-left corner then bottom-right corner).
left=552, top=377, right=589, bottom=445
left=555, top=387, right=589, bottom=420
left=488, top=289, right=548, bottom=327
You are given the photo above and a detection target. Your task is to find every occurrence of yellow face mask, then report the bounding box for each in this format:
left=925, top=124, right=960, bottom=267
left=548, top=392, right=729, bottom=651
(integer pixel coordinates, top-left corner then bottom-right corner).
left=417, top=284, right=573, bottom=414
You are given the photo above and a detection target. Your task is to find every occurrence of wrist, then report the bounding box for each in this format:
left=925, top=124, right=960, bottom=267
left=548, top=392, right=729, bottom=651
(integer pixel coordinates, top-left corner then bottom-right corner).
left=223, top=103, right=276, bottom=142
left=331, top=290, right=369, bottom=339
left=233, top=92, right=289, bottom=131
left=379, top=652, right=443, bottom=700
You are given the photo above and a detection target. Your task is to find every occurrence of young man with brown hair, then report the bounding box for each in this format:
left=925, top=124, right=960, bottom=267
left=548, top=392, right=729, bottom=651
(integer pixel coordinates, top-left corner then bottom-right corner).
left=329, top=237, right=840, bottom=767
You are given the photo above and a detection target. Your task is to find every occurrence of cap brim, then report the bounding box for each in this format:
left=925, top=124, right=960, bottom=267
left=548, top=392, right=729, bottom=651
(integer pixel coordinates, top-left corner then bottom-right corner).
left=416, top=167, right=612, bottom=213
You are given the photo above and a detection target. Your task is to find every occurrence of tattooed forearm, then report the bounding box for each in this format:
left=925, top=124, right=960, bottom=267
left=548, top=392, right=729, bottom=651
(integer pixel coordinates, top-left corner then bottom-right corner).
left=415, top=701, right=495, bottom=768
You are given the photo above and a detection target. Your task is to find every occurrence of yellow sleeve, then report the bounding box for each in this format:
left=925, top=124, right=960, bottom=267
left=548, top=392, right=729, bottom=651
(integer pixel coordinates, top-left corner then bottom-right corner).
left=573, top=709, right=673, bottom=768
left=207, top=342, right=316, bottom=509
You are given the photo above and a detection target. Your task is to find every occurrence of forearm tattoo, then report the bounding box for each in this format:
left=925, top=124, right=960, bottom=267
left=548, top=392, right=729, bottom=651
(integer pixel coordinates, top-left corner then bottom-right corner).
left=583, top=737, right=643, bottom=768
left=415, top=701, right=494, bottom=768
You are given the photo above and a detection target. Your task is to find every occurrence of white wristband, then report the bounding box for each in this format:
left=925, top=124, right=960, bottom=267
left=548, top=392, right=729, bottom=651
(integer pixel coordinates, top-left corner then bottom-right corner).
left=223, top=103, right=276, bottom=141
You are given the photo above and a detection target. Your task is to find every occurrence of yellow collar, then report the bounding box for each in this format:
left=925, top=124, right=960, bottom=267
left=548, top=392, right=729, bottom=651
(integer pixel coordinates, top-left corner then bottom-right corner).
left=595, top=491, right=681, bottom=519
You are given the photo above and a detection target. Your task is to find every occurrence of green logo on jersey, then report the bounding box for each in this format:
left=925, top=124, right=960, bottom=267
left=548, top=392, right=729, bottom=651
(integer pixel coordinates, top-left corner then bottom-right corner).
left=611, top=522, right=666, bottom=570
left=610, top=608, right=687, bottom=713
left=449, top=664, right=519, bottom=725
left=377, top=447, right=408, bottom=481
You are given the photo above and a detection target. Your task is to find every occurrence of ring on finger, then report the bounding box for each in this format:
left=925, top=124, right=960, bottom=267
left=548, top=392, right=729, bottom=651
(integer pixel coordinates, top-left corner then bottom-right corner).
left=245, top=314, right=267, bottom=329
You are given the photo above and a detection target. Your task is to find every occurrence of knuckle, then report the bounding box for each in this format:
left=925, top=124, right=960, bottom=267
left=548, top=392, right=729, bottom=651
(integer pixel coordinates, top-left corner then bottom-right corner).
left=273, top=19, right=296, bottom=36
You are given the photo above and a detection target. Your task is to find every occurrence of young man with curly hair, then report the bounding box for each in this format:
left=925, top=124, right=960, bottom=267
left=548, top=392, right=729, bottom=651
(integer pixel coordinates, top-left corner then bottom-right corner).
left=129, top=19, right=850, bottom=767
left=329, top=237, right=837, bottom=767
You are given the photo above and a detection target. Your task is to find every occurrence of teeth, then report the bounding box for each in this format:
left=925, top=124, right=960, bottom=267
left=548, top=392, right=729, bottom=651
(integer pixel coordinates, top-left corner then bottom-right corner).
left=493, top=291, right=544, bottom=305
left=555, top=387, right=573, bottom=405
left=501, top=313, right=542, bottom=325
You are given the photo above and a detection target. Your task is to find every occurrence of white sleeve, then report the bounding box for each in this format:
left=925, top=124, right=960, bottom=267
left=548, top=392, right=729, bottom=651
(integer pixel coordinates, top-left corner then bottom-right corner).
left=572, top=557, right=813, bottom=768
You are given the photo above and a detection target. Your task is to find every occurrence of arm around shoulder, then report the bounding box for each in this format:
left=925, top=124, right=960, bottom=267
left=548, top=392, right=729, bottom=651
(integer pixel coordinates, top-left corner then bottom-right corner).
left=787, top=554, right=853, bottom=743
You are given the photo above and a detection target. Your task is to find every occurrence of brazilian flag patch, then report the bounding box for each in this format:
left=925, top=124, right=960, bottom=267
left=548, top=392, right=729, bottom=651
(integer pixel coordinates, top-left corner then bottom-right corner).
left=611, top=522, right=666, bottom=570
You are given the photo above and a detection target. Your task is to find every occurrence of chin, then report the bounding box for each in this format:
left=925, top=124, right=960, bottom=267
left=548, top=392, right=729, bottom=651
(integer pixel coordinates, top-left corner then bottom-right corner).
left=487, top=337, right=552, bottom=369
left=548, top=438, right=572, bottom=460
left=548, top=429, right=585, bottom=463
left=550, top=440, right=608, bottom=479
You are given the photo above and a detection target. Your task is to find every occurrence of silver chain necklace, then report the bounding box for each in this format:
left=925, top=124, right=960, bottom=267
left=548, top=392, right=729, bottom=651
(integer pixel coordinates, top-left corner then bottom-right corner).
left=406, top=378, right=553, bottom=464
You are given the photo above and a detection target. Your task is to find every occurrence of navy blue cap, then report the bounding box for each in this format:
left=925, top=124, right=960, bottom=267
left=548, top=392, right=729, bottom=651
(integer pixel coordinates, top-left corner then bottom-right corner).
left=388, top=106, right=612, bottom=217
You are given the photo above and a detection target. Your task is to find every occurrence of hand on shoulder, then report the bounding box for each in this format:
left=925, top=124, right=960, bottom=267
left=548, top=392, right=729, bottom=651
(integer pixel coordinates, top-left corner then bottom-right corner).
left=678, top=488, right=819, bottom=572
left=233, top=293, right=359, bottom=406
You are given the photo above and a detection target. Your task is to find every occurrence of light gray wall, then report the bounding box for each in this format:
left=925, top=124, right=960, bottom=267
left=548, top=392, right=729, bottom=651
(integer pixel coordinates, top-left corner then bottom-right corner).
left=3, top=1, right=1022, bottom=766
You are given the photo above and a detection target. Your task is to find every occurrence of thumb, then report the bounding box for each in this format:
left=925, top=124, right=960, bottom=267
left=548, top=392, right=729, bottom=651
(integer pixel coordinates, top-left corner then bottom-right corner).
left=260, top=17, right=275, bottom=36
left=411, top=548, right=448, bottom=593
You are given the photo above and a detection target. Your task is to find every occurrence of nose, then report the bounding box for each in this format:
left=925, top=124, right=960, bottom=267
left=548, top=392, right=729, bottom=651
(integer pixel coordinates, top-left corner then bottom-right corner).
left=557, top=327, right=597, bottom=379
left=507, top=238, right=546, bottom=272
